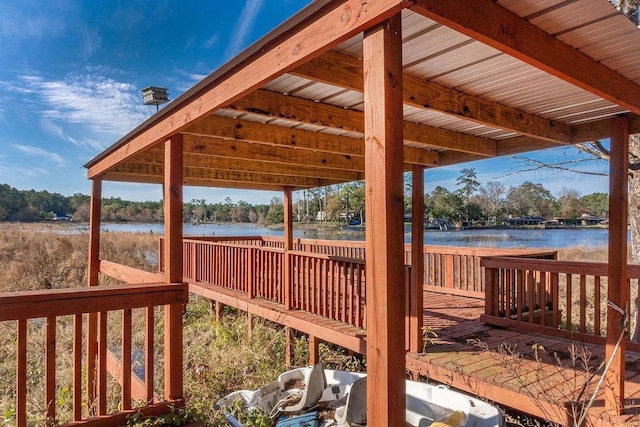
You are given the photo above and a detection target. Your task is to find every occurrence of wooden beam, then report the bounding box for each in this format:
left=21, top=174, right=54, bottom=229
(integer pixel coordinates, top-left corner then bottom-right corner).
left=411, top=0, right=640, bottom=116
left=364, top=15, right=406, bottom=426
left=184, top=115, right=441, bottom=164
left=409, top=165, right=425, bottom=353
left=572, top=114, right=640, bottom=143
left=163, top=134, right=184, bottom=401
left=292, top=49, right=572, bottom=143
left=228, top=89, right=497, bottom=157
left=109, top=162, right=343, bottom=188
left=86, top=0, right=412, bottom=178
left=134, top=149, right=366, bottom=181
left=606, top=116, right=629, bottom=415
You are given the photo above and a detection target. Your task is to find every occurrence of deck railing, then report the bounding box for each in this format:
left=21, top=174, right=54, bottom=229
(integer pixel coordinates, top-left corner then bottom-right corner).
left=0, top=283, right=187, bottom=426
left=159, top=236, right=555, bottom=335
left=482, top=256, right=640, bottom=346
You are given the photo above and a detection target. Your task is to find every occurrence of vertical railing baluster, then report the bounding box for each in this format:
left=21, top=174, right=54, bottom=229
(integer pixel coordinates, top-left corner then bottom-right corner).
left=17, top=319, right=27, bottom=427
left=73, top=314, right=83, bottom=421
left=98, top=311, right=107, bottom=415
left=594, top=276, right=602, bottom=335
left=146, top=306, right=155, bottom=404
left=122, top=309, right=132, bottom=410
left=45, top=316, right=56, bottom=422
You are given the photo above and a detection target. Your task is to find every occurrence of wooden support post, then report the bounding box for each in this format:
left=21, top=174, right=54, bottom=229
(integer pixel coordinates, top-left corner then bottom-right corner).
left=606, top=116, right=630, bottom=415
left=87, top=178, right=101, bottom=411
left=363, top=14, right=406, bottom=426
left=285, top=327, right=295, bottom=367
left=309, top=335, right=320, bottom=366
left=247, top=312, right=253, bottom=341
left=284, top=187, right=293, bottom=310
left=410, top=165, right=425, bottom=353
left=164, top=134, right=184, bottom=401
left=215, top=301, right=224, bottom=322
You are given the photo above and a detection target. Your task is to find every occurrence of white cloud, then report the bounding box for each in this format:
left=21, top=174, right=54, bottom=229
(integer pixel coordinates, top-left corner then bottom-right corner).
left=19, top=71, right=150, bottom=138
left=13, top=144, right=65, bottom=167
left=203, top=32, right=220, bottom=49
left=0, top=165, right=48, bottom=179
left=0, top=3, right=68, bottom=40
left=225, top=0, right=264, bottom=59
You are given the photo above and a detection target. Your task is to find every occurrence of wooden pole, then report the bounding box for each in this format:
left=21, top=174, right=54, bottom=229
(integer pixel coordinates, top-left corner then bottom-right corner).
left=164, top=134, right=184, bottom=401
left=410, top=165, right=425, bottom=353
left=606, top=116, right=630, bottom=414
left=87, top=178, right=101, bottom=411
left=363, top=14, right=406, bottom=426
left=309, top=335, right=320, bottom=366
left=284, top=187, right=294, bottom=310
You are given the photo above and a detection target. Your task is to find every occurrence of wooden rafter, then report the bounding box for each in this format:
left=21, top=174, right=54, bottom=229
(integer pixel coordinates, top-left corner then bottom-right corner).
left=410, top=0, right=640, bottom=117
left=572, top=114, right=640, bottom=143
left=86, top=0, right=412, bottom=178
left=226, top=89, right=497, bottom=157
left=291, top=49, right=572, bottom=143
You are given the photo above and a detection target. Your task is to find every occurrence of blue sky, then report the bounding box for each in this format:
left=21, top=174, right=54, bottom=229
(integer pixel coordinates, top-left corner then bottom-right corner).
left=0, top=1, right=611, bottom=205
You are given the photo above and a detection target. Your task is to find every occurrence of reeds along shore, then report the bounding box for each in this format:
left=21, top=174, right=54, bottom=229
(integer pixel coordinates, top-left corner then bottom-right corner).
left=0, top=226, right=612, bottom=424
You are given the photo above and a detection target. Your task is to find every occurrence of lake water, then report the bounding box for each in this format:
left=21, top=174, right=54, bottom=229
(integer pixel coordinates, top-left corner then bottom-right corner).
left=92, top=223, right=618, bottom=250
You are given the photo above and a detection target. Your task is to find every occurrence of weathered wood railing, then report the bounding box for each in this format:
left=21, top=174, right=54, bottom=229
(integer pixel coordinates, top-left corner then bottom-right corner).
left=0, top=283, right=187, bottom=426
left=289, top=251, right=366, bottom=328
left=408, top=245, right=557, bottom=298
left=161, top=236, right=554, bottom=299
left=482, top=256, right=640, bottom=346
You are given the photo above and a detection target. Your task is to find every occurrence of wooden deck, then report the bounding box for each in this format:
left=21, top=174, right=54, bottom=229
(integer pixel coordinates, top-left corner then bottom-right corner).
left=191, top=281, right=640, bottom=426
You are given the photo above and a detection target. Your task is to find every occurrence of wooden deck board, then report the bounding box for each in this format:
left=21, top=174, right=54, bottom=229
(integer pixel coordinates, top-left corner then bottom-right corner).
left=190, top=283, right=640, bottom=426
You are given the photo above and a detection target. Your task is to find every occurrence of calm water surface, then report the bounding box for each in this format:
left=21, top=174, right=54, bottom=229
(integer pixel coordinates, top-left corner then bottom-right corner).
left=94, top=223, right=618, bottom=250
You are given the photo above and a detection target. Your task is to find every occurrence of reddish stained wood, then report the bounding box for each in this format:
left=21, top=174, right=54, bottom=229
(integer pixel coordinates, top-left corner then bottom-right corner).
left=410, top=0, right=640, bottom=117
left=579, top=275, right=587, bottom=333
left=45, top=316, right=56, bottom=421
left=363, top=15, right=405, bottom=426
left=145, top=306, right=155, bottom=403
left=606, top=116, right=630, bottom=415
left=410, top=164, right=425, bottom=353
left=98, top=312, right=107, bottom=415
left=285, top=327, right=294, bottom=367
left=284, top=187, right=293, bottom=310
left=87, top=179, right=101, bottom=412
left=594, top=276, right=601, bottom=336
left=551, top=272, right=559, bottom=329
left=73, top=314, right=83, bottom=421
left=164, top=134, right=184, bottom=401
left=0, top=284, right=186, bottom=321
left=16, top=319, right=26, bottom=427
left=99, top=260, right=164, bottom=284
left=309, top=335, right=319, bottom=366
left=87, top=0, right=411, bottom=178
left=122, top=309, right=132, bottom=410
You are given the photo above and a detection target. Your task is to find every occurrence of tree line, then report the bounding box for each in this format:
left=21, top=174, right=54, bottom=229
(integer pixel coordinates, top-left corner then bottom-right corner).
left=0, top=171, right=609, bottom=225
